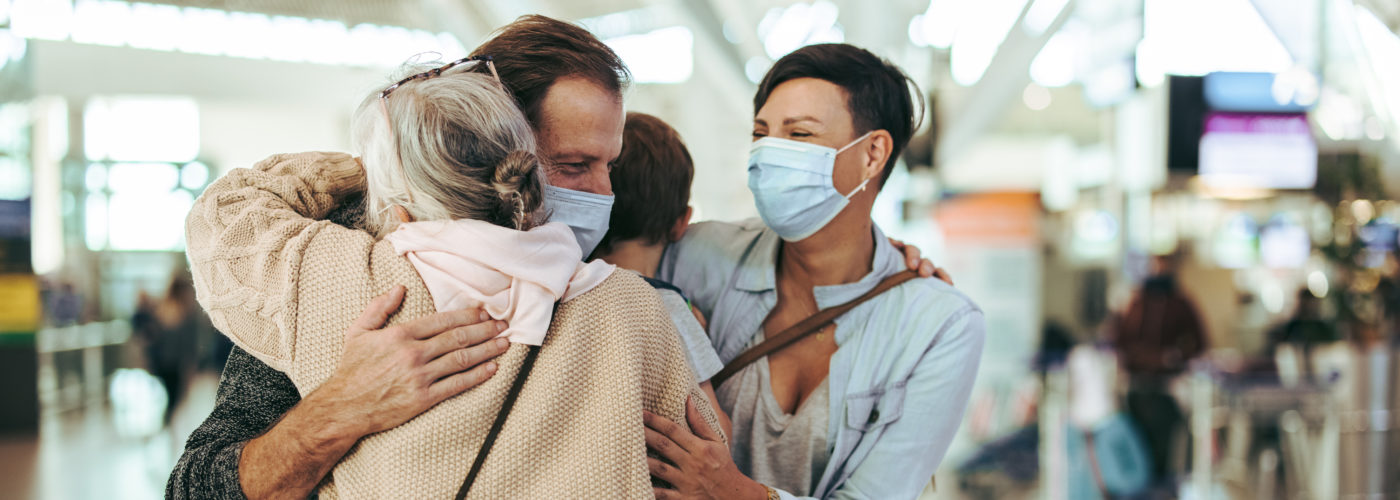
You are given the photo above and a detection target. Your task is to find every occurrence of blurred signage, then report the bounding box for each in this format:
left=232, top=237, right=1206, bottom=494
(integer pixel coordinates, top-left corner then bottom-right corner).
left=1166, top=75, right=1206, bottom=171
left=0, top=199, right=29, bottom=274
left=0, top=199, right=28, bottom=239
left=1071, top=209, right=1120, bottom=261
left=1359, top=219, right=1398, bottom=268
left=1203, top=71, right=1318, bottom=113
left=932, top=193, right=1041, bottom=407
left=934, top=193, right=1041, bottom=245
left=1168, top=73, right=1320, bottom=176
left=1259, top=215, right=1310, bottom=268
left=0, top=273, right=39, bottom=334
left=1213, top=213, right=1258, bottom=269
left=1198, top=112, right=1317, bottom=189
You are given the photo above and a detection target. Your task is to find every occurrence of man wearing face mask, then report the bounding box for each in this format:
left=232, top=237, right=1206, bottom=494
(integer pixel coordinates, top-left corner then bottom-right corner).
left=646, top=44, right=986, bottom=500
left=168, top=16, right=645, bottom=499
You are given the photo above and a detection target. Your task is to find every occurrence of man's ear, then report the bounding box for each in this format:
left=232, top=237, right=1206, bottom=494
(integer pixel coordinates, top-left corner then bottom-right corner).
left=863, top=130, right=893, bottom=185
left=669, top=206, right=694, bottom=242
left=392, top=205, right=414, bottom=224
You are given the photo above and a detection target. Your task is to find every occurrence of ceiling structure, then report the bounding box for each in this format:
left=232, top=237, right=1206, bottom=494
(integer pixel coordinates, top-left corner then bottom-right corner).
left=24, top=0, right=1398, bottom=198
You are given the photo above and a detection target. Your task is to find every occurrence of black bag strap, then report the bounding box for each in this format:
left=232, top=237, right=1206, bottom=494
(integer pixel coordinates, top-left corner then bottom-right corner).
left=454, top=343, right=540, bottom=500
left=455, top=302, right=560, bottom=500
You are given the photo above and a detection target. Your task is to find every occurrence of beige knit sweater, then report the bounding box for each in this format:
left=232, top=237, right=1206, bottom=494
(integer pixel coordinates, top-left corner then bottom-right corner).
left=185, top=151, right=720, bottom=499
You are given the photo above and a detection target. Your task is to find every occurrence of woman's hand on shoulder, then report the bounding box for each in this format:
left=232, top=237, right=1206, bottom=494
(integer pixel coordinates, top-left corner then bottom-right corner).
left=889, top=238, right=953, bottom=286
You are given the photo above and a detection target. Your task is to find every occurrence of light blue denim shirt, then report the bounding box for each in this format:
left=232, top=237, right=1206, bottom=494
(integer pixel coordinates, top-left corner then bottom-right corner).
left=659, top=219, right=985, bottom=500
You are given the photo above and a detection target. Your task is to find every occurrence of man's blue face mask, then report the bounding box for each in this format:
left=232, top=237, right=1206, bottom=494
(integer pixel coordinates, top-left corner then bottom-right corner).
left=542, top=184, right=614, bottom=258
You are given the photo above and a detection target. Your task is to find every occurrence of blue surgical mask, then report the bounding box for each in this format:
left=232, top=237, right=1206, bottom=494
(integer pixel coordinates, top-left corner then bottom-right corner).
left=542, top=184, right=614, bottom=258
left=747, top=132, right=873, bottom=241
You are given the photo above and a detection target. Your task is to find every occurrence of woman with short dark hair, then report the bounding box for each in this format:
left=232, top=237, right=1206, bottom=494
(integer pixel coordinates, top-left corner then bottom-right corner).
left=646, top=43, right=986, bottom=500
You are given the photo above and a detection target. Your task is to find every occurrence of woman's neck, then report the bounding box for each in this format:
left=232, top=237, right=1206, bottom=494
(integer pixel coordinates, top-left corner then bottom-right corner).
left=598, top=239, right=666, bottom=278
left=778, top=213, right=876, bottom=288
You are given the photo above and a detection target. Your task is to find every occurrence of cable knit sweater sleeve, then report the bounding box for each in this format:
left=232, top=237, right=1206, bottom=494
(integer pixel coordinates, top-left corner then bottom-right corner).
left=184, top=151, right=380, bottom=375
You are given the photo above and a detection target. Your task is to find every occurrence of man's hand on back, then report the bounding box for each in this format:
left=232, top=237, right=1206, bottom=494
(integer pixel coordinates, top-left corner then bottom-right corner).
left=310, top=284, right=510, bottom=436
left=239, top=285, right=509, bottom=499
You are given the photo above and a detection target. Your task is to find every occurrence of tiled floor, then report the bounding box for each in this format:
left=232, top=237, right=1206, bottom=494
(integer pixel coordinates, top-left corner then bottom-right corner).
left=0, top=372, right=218, bottom=500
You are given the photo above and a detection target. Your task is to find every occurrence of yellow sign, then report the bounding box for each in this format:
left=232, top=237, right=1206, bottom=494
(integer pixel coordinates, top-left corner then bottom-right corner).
left=0, top=273, right=40, bottom=333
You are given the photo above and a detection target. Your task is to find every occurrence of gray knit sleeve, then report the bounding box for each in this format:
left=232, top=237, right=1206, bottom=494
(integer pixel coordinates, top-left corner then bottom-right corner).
left=167, top=346, right=303, bottom=500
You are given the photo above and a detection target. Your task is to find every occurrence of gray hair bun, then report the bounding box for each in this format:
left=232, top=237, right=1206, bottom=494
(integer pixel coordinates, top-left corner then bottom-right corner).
left=492, top=150, right=544, bottom=230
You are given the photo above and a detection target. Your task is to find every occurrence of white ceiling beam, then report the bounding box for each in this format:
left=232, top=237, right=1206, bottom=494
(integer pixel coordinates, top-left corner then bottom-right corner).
left=417, top=0, right=492, bottom=47
left=936, top=0, right=1075, bottom=167
left=27, top=40, right=382, bottom=108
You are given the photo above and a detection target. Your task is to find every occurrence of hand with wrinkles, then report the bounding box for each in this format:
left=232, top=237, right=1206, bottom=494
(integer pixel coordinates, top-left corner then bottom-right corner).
left=312, top=285, right=511, bottom=436
left=239, top=285, right=510, bottom=500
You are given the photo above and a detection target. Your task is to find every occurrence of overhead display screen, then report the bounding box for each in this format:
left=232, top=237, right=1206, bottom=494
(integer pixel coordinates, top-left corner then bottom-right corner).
left=1198, top=112, right=1317, bottom=189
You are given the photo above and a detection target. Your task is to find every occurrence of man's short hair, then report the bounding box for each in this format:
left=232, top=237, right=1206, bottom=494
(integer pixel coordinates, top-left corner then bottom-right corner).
left=471, top=15, right=631, bottom=127
left=595, top=112, right=694, bottom=256
left=753, top=43, right=921, bottom=188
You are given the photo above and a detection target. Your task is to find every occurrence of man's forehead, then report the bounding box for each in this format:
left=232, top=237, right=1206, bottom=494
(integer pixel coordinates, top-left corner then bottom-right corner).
left=539, top=131, right=624, bottom=162
left=536, top=79, right=624, bottom=158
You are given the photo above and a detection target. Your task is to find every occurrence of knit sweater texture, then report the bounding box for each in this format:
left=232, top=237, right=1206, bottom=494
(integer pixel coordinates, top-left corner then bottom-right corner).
left=184, top=151, right=719, bottom=498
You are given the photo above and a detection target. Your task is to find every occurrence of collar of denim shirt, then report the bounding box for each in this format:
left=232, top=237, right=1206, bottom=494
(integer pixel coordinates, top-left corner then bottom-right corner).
left=731, top=223, right=906, bottom=312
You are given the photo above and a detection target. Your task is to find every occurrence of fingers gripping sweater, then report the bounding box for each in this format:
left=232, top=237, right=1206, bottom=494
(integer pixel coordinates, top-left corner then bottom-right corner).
left=185, top=152, right=721, bottom=499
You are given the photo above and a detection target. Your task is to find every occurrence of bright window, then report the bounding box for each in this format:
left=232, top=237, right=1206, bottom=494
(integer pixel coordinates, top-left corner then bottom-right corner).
left=83, top=97, right=209, bottom=251
left=84, top=97, right=199, bottom=163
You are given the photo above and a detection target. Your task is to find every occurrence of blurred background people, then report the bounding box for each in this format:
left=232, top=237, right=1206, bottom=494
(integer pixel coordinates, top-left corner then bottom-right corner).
left=1115, top=253, right=1208, bottom=379
left=1112, top=253, right=1207, bottom=487
left=128, top=270, right=200, bottom=426
left=1273, top=288, right=1341, bottom=351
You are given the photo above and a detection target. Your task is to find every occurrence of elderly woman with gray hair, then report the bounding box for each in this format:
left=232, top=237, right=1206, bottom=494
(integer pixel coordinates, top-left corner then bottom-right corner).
left=184, top=58, right=720, bottom=499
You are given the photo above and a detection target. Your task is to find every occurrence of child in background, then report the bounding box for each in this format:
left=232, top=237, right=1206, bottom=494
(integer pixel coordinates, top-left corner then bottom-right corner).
left=592, top=112, right=730, bottom=436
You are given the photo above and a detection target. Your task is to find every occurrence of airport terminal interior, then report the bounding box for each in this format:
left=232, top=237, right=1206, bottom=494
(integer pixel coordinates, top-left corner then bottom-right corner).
left=1, top=0, right=1399, bottom=498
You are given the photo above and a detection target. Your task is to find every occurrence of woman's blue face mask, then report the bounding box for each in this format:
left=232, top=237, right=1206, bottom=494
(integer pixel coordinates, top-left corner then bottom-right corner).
left=746, top=132, right=873, bottom=241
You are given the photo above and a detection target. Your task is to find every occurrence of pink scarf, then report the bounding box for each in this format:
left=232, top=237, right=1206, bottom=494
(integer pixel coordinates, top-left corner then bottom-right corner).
left=385, top=220, right=615, bottom=345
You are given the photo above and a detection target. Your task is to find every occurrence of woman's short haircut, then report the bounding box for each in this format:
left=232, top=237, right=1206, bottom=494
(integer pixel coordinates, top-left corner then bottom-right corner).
left=352, top=64, right=544, bottom=238
left=470, top=15, right=631, bottom=127
left=594, top=112, right=694, bottom=256
left=753, top=43, right=923, bottom=188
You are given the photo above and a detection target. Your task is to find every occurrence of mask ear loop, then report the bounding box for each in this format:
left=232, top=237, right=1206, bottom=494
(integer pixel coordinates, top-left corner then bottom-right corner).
left=836, top=131, right=875, bottom=154
left=837, top=131, right=876, bottom=199
left=844, top=177, right=872, bottom=200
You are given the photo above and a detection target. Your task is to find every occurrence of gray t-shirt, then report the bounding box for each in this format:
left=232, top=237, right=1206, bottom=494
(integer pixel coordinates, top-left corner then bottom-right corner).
left=656, top=287, right=724, bottom=381
left=715, top=356, right=830, bottom=497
